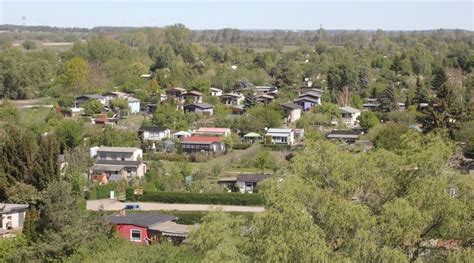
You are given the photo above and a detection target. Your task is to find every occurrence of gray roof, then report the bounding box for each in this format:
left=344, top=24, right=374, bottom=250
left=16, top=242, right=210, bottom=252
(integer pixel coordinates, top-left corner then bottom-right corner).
left=139, top=126, right=169, bottom=132
left=149, top=221, right=190, bottom=237
left=108, top=213, right=176, bottom=227
left=127, top=97, right=141, bottom=102
left=77, top=94, right=105, bottom=100
left=340, top=106, right=361, bottom=114
left=221, top=93, right=242, bottom=98
left=185, top=103, right=214, bottom=109
left=95, top=159, right=142, bottom=167
left=294, top=96, right=320, bottom=103
left=266, top=128, right=293, bottom=133
left=301, top=91, right=322, bottom=98
left=0, top=203, right=28, bottom=214
left=237, top=174, right=272, bottom=183
left=97, top=147, right=140, bottom=153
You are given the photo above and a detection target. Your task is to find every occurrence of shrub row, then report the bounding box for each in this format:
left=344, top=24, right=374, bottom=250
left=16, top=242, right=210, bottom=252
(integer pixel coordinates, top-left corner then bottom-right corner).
left=87, top=183, right=117, bottom=200
left=130, top=191, right=264, bottom=206
left=263, top=144, right=305, bottom=151
left=146, top=152, right=189, bottom=162
left=232, top=143, right=252, bottom=150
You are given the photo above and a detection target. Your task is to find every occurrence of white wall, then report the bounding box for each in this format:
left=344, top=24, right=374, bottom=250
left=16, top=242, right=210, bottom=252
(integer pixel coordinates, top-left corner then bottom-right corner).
left=143, top=130, right=171, bottom=141
left=1, top=211, right=26, bottom=230
left=128, top=101, right=141, bottom=113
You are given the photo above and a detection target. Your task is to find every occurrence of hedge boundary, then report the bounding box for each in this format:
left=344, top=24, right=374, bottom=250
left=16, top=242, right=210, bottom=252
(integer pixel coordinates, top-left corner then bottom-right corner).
left=129, top=191, right=264, bottom=206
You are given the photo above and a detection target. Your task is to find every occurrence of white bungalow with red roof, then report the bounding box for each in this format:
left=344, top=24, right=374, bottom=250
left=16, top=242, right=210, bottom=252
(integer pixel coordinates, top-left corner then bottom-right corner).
left=194, top=127, right=231, bottom=137
left=181, top=136, right=225, bottom=154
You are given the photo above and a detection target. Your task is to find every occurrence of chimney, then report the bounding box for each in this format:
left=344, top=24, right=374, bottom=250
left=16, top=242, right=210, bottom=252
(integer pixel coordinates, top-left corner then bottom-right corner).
left=119, top=209, right=126, bottom=217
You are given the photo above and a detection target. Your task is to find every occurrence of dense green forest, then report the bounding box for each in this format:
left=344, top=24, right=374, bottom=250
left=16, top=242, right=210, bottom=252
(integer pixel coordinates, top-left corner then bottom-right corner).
left=0, top=24, right=473, bottom=262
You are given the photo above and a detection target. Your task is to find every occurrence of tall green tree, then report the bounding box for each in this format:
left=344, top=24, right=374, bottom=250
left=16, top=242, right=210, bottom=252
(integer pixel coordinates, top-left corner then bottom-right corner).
left=379, top=81, right=398, bottom=112
left=58, top=57, right=88, bottom=94
left=148, top=44, right=176, bottom=71
left=55, top=120, right=84, bottom=150
left=152, top=102, right=188, bottom=130
left=32, top=181, right=108, bottom=260
left=358, top=111, right=379, bottom=130
left=0, top=125, right=38, bottom=185
left=33, top=134, right=60, bottom=190
left=243, top=91, right=257, bottom=110
left=164, top=24, right=191, bottom=56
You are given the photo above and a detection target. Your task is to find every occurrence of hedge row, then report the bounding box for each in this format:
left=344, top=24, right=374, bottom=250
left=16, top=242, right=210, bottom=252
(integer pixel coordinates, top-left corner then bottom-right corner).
left=130, top=191, right=264, bottom=206
left=232, top=143, right=252, bottom=150
left=87, top=183, right=117, bottom=200
left=263, top=144, right=305, bottom=151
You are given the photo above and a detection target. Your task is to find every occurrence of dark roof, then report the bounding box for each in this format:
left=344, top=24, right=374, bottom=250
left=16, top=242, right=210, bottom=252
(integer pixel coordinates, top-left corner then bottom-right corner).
left=281, top=102, right=302, bottom=110
left=327, top=130, right=363, bottom=136
left=237, top=174, right=272, bottom=183
left=95, top=159, right=143, bottom=167
left=108, top=213, right=176, bottom=228
left=301, top=91, right=322, bottom=98
left=294, top=96, right=320, bottom=103
left=139, top=126, right=168, bottom=132
left=184, top=103, right=214, bottom=109
left=185, top=91, right=203, bottom=96
left=76, top=94, right=105, bottom=100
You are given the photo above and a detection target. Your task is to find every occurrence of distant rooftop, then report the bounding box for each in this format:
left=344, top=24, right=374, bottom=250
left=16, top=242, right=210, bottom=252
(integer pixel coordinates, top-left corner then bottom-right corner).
left=0, top=203, right=28, bottom=214
left=108, top=213, right=176, bottom=228
left=97, top=146, right=140, bottom=153
left=182, top=136, right=223, bottom=144
left=340, top=106, right=361, bottom=114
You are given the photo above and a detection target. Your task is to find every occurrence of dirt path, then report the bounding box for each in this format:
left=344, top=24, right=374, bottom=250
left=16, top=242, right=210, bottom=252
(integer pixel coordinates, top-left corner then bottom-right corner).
left=87, top=199, right=265, bottom=212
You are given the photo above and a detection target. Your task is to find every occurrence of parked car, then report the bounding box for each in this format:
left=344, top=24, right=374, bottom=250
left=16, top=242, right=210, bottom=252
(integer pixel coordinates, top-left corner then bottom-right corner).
left=124, top=204, right=141, bottom=210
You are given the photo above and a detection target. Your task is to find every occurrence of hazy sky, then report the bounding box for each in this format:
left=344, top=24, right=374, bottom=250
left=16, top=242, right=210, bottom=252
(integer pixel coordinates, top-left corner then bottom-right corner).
left=0, top=0, right=472, bottom=30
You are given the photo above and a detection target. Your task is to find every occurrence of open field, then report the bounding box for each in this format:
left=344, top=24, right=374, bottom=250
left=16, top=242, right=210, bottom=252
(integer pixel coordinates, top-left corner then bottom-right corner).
left=161, top=144, right=263, bottom=175
left=12, top=42, right=74, bottom=52
left=253, top=45, right=299, bottom=53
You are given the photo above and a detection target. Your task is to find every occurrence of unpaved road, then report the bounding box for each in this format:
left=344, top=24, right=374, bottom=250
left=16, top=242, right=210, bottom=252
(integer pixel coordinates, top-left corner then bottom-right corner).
left=87, top=199, right=265, bottom=212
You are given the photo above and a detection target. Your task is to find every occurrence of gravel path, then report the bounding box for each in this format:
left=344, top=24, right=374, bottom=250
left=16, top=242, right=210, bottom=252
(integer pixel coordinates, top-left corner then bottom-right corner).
left=87, top=199, right=265, bottom=212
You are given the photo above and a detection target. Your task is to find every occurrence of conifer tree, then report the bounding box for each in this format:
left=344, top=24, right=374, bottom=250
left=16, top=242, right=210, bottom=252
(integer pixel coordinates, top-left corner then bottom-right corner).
left=33, top=134, right=61, bottom=190
left=0, top=125, right=38, bottom=185
left=243, top=91, right=257, bottom=110
left=378, top=81, right=398, bottom=112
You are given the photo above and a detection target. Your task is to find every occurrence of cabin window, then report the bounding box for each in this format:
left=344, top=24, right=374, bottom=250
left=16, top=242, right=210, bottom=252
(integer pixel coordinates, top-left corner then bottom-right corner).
left=131, top=229, right=142, bottom=242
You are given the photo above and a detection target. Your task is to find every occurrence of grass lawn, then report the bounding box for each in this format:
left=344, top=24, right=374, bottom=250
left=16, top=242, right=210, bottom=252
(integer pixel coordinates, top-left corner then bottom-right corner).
left=117, top=113, right=147, bottom=129
left=0, top=106, right=53, bottom=128
left=18, top=107, right=54, bottom=126
left=160, top=145, right=264, bottom=179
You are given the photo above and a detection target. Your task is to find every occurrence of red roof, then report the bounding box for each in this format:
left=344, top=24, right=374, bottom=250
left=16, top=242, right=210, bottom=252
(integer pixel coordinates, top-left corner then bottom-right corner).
left=182, top=136, right=223, bottom=143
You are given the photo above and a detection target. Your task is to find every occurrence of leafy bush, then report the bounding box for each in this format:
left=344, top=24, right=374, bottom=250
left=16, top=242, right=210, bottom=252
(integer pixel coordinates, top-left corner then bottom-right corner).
left=130, top=191, right=264, bottom=206
left=110, top=99, right=129, bottom=110
left=263, top=144, right=291, bottom=151
left=83, top=100, right=103, bottom=116
left=232, top=143, right=252, bottom=150
left=189, top=153, right=212, bottom=162
left=87, top=183, right=117, bottom=199
left=147, top=152, right=190, bottom=162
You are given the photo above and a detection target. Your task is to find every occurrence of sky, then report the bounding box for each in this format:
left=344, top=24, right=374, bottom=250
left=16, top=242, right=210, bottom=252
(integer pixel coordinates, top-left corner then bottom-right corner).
left=0, top=0, right=472, bottom=30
